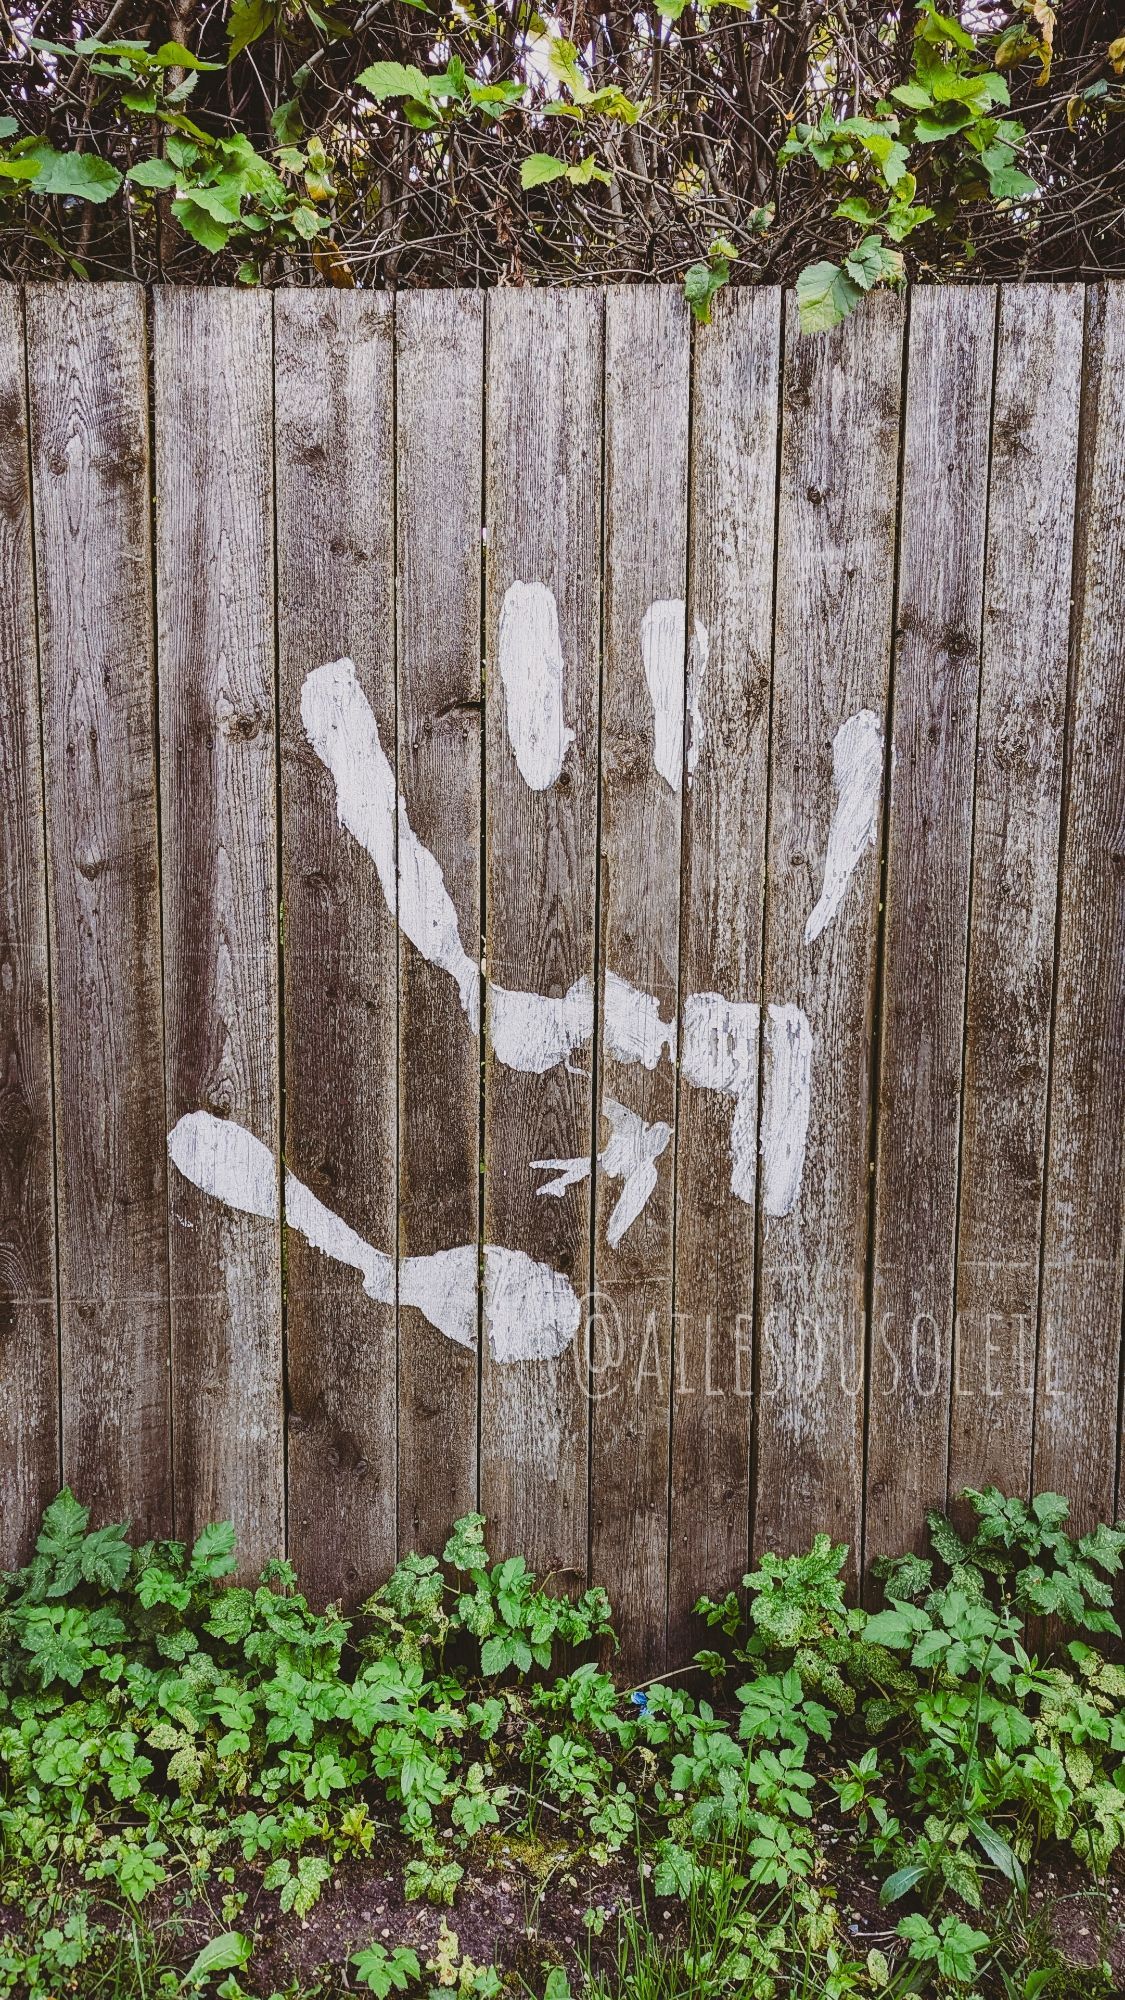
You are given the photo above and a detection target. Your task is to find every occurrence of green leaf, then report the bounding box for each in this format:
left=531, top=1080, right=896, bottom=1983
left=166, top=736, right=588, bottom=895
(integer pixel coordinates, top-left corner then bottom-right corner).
left=183, top=1932, right=252, bottom=1985
left=227, top=0, right=275, bottom=57
left=153, top=40, right=223, bottom=69
left=520, top=151, right=568, bottom=189
left=356, top=60, right=431, bottom=102
left=127, top=157, right=177, bottom=189
left=879, top=1862, right=926, bottom=1905
left=28, top=146, right=123, bottom=203
left=190, top=1520, right=237, bottom=1579
left=171, top=196, right=229, bottom=250
left=683, top=258, right=728, bottom=325
left=0, top=116, right=18, bottom=138
left=795, top=258, right=862, bottom=333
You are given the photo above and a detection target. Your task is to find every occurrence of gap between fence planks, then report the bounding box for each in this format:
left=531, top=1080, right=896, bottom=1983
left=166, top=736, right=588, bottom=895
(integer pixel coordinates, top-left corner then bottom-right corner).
left=0, top=283, right=1122, bottom=1662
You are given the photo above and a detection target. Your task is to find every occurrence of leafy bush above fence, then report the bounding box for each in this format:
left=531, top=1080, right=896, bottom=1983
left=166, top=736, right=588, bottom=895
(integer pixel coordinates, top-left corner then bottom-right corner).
left=1, top=0, right=1123, bottom=313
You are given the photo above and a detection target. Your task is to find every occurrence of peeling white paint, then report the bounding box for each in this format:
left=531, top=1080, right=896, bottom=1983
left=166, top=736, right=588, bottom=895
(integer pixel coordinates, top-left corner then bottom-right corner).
left=603, top=970, right=676, bottom=1069
left=168, top=1110, right=579, bottom=1362
left=804, top=708, right=884, bottom=946
left=681, top=993, right=760, bottom=1204
left=301, top=658, right=480, bottom=1028
left=484, top=1246, right=581, bottom=1362
left=534, top=1096, right=671, bottom=1247
left=285, top=1171, right=393, bottom=1302
left=498, top=581, right=574, bottom=791
left=686, top=616, right=709, bottom=787
left=760, top=1003, right=813, bottom=1219
left=490, top=976, right=594, bottom=1075
left=641, top=598, right=686, bottom=792
left=401, top=1246, right=477, bottom=1350
left=168, top=1110, right=277, bottom=1220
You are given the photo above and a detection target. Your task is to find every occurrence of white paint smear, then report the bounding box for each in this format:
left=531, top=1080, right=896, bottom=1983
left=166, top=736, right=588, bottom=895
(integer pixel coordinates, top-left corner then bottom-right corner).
left=484, top=1246, right=581, bottom=1362
left=534, top=1096, right=671, bottom=1247
left=168, top=1110, right=278, bottom=1220
left=686, top=616, right=709, bottom=787
left=641, top=599, right=686, bottom=792
left=760, top=1004, right=813, bottom=1219
left=681, top=993, right=760, bottom=1205
left=498, top=581, right=574, bottom=791
left=168, top=1110, right=580, bottom=1362
left=301, top=658, right=480, bottom=1029
left=804, top=708, right=885, bottom=946
left=603, top=970, right=676, bottom=1069
left=489, top=976, right=593, bottom=1075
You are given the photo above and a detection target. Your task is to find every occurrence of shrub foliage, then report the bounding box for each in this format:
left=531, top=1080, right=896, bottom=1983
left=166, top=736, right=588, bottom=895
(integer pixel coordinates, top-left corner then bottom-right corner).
left=0, top=0, right=1123, bottom=305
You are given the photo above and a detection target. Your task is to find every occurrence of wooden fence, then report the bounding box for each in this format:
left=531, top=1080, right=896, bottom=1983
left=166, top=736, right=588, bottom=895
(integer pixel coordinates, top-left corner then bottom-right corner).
left=1, top=281, right=1123, bottom=1669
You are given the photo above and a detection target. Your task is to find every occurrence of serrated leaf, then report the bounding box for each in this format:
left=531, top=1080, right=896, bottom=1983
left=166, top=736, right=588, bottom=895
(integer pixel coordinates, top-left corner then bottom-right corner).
left=29, top=146, right=123, bottom=203
left=128, top=156, right=177, bottom=189
left=172, top=196, right=229, bottom=250
left=520, top=151, right=568, bottom=189
left=154, top=40, right=223, bottom=69
left=356, top=60, right=431, bottom=102
left=795, top=258, right=862, bottom=333
left=227, top=0, right=274, bottom=57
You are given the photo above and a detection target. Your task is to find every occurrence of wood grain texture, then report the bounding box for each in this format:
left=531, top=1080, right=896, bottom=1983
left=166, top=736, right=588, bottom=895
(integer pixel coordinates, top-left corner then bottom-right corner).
left=1035, top=285, right=1125, bottom=1530
left=865, top=288, right=996, bottom=1564
left=590, top=288, right=689, bottom=1670
left=481, top=289, right=602, bottom=1578
left=396, top=291, right=483, bottom=1552
left=27, top=285, right=170, bottom=1534
left=0, top=287, right=58, bottom=1562
left=753, top=292, right=903, bottom=1577
left=667, top=288, right=780, bottom=1653
left=154, top=289, right=282, bottom=1568
left=275, top=291, right=397, bottom=1600
left=949, top=286, right=1084, bottom=1510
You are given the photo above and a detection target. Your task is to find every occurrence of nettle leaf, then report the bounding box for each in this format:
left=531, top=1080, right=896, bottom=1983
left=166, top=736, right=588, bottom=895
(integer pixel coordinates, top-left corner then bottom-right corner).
left=520, top=151, right=568, bottom=189
left=795, top=258, right=862, bottom=334
left=29, top=146, right=123, bottom=202
left=357, top=61, right=431, bottom=103
left=191, top=1520, right=237, bottom=1579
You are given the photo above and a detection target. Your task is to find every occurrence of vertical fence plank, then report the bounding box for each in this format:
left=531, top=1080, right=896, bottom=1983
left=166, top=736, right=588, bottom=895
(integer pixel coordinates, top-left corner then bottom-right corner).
left=0, top=287, right=58, bottom=1560
left=590, top=288, right=689, bottom=1669
left=753, top=293, right=903, bottom=1576
left=667, top=289, right=780, bottom=1653
left=865, top=288, right=995, bottom=1563
left=948, top=287, right=1084, bottom=1509
left=396, top=292, right=483, bottom=1553
left=1036, top=285, right=1125, bottom=1530
left=481, top=290, right=602, bottom=1577
left=275, top=292, right=397, bottom=1600
left=155, top=290, right=282, bottom=1567
left=27, top=286, right=170, bottom=1534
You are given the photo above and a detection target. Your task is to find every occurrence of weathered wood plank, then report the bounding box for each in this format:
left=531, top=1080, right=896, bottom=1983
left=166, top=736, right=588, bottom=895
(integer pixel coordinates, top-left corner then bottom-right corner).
left=667, top=288, right=780, bottom=1654
left=590, top=287, right=690, bottom=1670
left=27, top=284, right=170, bottom=1534
left=0, top=287, right=58, bottom=1561
left=948, top=286, right=1084, bottom=1510
left=1036, top=285, right=1125, bottom=1530
left=396, top=291, right=483, bottom=1554
left=275, top=290, right=397, bottom=1600
left=154, top=289, right=283, bottom=1568
left=753, top=292, right=903, bottom=1578
left=481, top=289, right=602, bottom=1578
left=865, top=287, right=996, bottom=1564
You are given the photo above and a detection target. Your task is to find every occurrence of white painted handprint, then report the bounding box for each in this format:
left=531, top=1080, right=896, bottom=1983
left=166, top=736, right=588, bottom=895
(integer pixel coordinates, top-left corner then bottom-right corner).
left=167, top=582, right=885, bottom=1362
